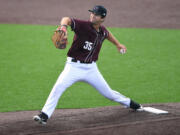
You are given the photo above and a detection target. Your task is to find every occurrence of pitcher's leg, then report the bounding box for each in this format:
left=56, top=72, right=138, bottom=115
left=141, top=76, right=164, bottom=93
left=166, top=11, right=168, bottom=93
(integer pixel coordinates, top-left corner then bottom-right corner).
left=85, top=65, right=130, bottom=107
left=41, top=80, right=70, bottom=118
left=42, top=63, right=78, bottom=118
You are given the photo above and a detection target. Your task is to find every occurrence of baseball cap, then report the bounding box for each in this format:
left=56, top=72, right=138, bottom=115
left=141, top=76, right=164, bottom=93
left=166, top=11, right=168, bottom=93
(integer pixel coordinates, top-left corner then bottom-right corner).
left=88, top=5, right=107, bottom=18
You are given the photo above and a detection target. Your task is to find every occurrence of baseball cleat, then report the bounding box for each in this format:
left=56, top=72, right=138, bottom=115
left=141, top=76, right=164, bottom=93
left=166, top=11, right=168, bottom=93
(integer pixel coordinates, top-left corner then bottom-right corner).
left=33, top=112, right=48, bottom=125
left=136, top=105, right=144, bottom=112
left=130, top=100, right=142, bottom=111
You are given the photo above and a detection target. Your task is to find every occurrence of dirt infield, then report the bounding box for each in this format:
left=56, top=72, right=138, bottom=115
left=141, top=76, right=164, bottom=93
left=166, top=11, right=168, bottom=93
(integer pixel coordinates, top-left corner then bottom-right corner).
left=0, top=0, right=180, bottom=135
left=0, top=103, right=180, bottom=135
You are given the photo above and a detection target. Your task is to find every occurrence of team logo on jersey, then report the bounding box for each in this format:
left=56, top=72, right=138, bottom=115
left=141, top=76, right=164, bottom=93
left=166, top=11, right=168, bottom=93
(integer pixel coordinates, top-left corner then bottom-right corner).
left=83, top=41, right=93, bottom=51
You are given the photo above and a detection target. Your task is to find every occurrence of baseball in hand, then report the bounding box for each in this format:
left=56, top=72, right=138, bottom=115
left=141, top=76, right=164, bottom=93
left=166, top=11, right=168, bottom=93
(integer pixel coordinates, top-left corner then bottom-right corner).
left=120, top=49, right=126, bottom=54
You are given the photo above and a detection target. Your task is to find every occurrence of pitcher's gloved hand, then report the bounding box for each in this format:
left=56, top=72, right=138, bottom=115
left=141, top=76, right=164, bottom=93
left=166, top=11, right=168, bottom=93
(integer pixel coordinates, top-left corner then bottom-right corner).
left=51, top=25, right=68, bottom=49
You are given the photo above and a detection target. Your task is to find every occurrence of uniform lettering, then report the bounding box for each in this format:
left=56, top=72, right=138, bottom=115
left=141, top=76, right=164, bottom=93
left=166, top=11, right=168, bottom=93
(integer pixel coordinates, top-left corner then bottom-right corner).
left=83, top=41, right=93, bottom=51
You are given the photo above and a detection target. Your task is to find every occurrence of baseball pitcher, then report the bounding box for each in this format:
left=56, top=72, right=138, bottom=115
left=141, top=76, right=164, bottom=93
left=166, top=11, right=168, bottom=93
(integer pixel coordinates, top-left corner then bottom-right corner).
left=33, top=5, right=142, bottom=125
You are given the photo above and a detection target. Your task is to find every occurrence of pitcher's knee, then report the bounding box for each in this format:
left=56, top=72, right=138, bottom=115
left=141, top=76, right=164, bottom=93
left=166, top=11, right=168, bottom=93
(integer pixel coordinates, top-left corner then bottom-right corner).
left=104, top=94, right=116, bottom=101
left=54, top=81, right=71, bottom=90
left=52, top=83, right=68, bottom=95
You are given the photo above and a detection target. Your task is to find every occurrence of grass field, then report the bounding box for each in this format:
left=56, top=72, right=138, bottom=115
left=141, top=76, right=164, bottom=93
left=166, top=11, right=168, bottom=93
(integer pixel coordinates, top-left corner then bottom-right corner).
left=0, top=24, right=180, bottom=112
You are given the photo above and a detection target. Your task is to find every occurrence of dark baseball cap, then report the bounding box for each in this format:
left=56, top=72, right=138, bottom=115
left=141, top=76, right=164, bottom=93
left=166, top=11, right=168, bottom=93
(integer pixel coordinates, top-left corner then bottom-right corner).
left=88, top=5, right=107, bottom=18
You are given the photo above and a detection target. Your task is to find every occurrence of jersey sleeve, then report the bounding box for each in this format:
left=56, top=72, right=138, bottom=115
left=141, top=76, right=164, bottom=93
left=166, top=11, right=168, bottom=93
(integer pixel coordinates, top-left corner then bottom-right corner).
left=70, top=18, right=85, bottom=34
left=102, top=26, right=109, bottom=39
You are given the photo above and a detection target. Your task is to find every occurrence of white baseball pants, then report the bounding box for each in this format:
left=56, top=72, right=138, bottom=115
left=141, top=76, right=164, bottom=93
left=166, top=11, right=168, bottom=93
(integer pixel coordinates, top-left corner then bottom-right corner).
left=42, top=57, right=131, bottom=118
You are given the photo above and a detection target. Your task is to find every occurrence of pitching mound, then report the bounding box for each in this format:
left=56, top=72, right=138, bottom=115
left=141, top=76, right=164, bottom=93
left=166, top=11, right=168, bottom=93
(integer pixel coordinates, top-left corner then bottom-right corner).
left=0, top=103, right=180, bottom=135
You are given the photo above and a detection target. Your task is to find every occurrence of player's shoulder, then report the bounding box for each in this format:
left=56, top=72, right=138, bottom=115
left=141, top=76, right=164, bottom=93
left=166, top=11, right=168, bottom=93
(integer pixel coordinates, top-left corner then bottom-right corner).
left=100, top=25, right=109, bottom=34
left=100, top=25, right=108, bottom=31
left=71, top=18, right=92, bottom=31
left=100, top=25, right=109, bottom=38
left=71, top=18, right=90, bottom=25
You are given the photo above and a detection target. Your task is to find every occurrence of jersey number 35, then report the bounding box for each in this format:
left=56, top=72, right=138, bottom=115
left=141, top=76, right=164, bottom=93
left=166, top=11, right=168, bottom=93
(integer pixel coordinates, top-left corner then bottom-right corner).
left=83, top=41, right=93, bottom=51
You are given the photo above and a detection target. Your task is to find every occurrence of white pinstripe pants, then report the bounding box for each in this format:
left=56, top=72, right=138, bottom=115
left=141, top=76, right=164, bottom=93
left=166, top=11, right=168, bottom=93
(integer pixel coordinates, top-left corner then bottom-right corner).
left=42, top=57, right=130, bottom=118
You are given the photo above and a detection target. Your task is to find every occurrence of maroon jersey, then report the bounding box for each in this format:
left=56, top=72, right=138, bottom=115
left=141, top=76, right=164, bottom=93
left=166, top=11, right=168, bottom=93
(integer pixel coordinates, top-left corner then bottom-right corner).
left=67, top=18, right=109, bottom=62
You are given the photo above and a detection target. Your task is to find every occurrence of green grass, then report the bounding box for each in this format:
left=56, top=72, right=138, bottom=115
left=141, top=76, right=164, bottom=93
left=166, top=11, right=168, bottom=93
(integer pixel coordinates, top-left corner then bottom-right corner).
left=0, top=24, right=180, bottom=112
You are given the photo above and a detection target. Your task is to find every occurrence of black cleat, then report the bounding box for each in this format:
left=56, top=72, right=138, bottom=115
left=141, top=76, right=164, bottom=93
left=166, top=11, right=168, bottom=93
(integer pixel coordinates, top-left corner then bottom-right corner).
left=33, top=112, right=48, bottom=125
left=130, top=100, right=143, bottom=111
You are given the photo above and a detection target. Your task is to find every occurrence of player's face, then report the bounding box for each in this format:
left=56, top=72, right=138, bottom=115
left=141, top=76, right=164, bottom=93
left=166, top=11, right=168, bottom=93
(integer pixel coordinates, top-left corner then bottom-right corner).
left=90, top=13, right=105, bottom=25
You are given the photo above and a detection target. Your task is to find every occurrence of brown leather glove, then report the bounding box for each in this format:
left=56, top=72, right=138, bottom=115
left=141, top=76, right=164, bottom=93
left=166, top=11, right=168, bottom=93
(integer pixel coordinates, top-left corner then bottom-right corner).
left=51, top=25, right=68, bottom=49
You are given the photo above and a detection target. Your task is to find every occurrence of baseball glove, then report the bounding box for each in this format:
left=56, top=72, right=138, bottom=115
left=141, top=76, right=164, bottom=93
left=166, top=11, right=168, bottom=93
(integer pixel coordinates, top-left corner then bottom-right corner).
left=51, top=25, right=68, bottom=49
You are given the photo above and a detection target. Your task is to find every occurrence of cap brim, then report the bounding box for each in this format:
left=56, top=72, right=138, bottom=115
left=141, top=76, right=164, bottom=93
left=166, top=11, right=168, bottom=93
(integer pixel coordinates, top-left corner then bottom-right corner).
left=88, top=10, right=94, bottom=13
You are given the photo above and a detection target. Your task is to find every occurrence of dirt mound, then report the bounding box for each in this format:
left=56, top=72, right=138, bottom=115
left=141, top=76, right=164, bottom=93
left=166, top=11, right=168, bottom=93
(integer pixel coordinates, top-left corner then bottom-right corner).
left=0, top=103, right=180, bottom=135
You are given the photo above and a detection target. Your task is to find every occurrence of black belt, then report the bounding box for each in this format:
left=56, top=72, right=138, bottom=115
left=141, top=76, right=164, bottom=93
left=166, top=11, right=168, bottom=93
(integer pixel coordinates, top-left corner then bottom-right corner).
left=71, top=58, right=93, bottom=64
